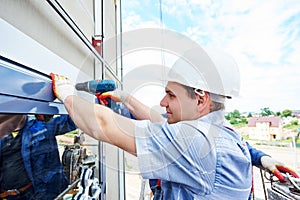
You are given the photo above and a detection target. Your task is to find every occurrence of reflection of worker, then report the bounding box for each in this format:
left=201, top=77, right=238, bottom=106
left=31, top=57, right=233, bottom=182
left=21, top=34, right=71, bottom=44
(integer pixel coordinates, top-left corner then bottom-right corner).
left=0, top=114, right=76, bottom=200
left=51, top=47, right=256, bottom=199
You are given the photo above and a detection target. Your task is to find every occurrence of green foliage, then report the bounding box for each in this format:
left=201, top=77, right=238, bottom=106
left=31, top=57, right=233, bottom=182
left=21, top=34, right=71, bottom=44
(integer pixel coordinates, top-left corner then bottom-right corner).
left=226, top=109, right=248, bottom=125
left=260, top=107, right=275, bottom=116
left=226, top=109, right=240, bottom=119
left=283, top=123, right=300, bottom=133
left=282, top=109, right=292, bottom=117
left=241, top=118, right=248, bottom=124
left=247, top=113, right=252, bottom=118
left=229, top=118, right=237, bottom=124
left=225, top=114, right=230, bottom=121
left=276, top=111, right=281, bottom=116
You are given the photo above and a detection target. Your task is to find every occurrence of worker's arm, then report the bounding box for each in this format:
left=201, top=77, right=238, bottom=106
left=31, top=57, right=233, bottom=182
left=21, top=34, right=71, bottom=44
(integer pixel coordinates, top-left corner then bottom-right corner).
left=50, top=73, right=137, bottom=155
left=123, top=94, right=165, bottom=122
left=246, top=142, right=268, bottom=167
left=246, top=141, right=299, bottom=182
left=98, top=91, right=165, bottom=123
left=49, top=115, right=77, bottom=136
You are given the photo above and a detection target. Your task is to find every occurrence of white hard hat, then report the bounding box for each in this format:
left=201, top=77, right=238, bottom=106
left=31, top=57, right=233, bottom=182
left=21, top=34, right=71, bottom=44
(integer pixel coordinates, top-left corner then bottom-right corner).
left=167, top=46, right=240, bottom=98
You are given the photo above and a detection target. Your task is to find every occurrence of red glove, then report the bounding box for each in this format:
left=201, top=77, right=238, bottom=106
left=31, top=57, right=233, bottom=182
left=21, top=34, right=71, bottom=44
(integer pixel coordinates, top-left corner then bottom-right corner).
left=261, top=156, right=299, bottom=182
left=274, top=165, right=300, bottom=182
left=96, top=92, right=121, bottom=106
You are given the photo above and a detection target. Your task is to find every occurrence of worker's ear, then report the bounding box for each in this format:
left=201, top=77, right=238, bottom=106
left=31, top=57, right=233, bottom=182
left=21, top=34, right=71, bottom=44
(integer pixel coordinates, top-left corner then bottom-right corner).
left=195, top=90, right=210, bottom=109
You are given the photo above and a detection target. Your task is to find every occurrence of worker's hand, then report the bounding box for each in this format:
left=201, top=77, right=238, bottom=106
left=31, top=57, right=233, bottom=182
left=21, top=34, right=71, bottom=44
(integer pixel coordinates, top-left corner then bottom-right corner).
left=261, top=156, right=300, bottom=182
left=96, top=92, right=121, bottom=106
left=97, top=90, right=128, bottom=104
left=96, top=91, right=123, bottom=114
left=50, top=73, right=76, bottom=102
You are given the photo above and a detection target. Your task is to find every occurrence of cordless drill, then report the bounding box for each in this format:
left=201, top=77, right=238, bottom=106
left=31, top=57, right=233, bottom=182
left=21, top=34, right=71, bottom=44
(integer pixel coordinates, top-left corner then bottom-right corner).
left=75, top=80, right=117, bottom=94
left=75, top=79, right=121, bottom=113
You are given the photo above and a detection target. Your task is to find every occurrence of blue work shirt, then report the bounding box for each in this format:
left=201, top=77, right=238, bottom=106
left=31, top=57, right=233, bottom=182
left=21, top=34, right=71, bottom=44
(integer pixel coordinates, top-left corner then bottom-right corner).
left=135, top=110, right=252, bottom=200
left=223, top=124, right=269, bottom=168
left=0, top=115, right=76, bottom=199
left=247, top=142, right=268, bottom=168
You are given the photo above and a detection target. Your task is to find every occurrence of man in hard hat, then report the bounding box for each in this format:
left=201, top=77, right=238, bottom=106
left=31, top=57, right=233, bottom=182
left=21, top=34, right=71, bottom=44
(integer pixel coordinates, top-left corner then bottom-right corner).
left=50, top=47, right=256, bottom=199
left=0, top=114, right=76, bottom=199
left=97, top=92, right=300, bottom=199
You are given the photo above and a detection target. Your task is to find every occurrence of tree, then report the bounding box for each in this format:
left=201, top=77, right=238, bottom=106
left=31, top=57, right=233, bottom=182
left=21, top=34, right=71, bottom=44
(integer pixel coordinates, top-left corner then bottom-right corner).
left=232, top=109, right=241, bottom=118
left=291, top=120, right=298, bottom=125
left=225, top=109, right=248, bottom=126
left=230, top=118, right=237, bottom=125
left=275, top=111, right=281, bottom=117
left=247, top=112, right=252, bottom=118
left=282, top=109, right=292, bottom=118
left=260, top=107, right=274, bottom=116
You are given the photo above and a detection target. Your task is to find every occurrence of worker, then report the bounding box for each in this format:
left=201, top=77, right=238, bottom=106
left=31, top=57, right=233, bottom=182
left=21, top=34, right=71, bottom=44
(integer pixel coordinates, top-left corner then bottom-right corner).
left=98, top=92, right=300, bottom=198
left=0, top=114, right=76, bottom=199
left=51, top=46, right=256, bottom=199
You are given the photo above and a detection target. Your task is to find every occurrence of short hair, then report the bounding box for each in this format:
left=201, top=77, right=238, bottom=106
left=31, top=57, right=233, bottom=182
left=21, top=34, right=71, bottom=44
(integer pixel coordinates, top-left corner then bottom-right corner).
left=181, top=85, right=225, bottom=111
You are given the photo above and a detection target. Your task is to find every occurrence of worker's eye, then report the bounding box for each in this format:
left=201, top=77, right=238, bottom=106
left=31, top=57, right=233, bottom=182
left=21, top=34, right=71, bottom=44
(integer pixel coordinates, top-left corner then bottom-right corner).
left=168, top=93, right=175, bottom=98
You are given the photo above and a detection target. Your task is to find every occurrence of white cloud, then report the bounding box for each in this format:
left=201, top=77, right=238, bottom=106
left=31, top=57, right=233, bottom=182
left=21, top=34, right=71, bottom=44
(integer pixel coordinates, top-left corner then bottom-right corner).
left=122, top=11, right=162, bottom=31
left=122, top=0, right=300, bottom=112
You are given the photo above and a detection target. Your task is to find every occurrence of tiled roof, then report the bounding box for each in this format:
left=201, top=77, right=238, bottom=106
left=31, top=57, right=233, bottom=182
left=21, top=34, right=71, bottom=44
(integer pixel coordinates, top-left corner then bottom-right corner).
left=248, top=116, right=281, bottom=127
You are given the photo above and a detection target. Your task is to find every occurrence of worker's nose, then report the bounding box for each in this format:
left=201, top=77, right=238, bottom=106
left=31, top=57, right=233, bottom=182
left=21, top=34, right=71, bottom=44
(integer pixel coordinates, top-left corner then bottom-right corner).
left=160, top=95, right=167, bottom=107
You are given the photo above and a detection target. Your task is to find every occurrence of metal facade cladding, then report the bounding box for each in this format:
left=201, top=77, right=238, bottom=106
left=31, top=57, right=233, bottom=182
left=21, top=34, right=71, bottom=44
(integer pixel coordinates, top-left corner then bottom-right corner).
left=0, top=56, right=67, bottom=114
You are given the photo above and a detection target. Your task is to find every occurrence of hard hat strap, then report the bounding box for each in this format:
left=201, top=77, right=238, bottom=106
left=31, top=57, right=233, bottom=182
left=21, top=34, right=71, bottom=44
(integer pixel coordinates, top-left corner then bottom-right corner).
left=194, top=89, right=205, bottom=97
left=194, top=89, right=226, bottom=103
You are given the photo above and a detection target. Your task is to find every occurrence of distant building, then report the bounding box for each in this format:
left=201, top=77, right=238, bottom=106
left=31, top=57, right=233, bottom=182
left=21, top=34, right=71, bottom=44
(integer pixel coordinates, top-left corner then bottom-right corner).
left=248, top=116, right=283, bottom=141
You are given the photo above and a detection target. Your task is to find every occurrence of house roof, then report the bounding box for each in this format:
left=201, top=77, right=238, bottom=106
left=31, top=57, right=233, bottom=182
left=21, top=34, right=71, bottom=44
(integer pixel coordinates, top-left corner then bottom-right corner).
left=248, top=116, right=281, bottom=127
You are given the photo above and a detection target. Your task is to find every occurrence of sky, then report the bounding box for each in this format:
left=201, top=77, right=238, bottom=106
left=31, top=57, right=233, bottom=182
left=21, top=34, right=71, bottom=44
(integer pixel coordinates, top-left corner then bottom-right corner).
left=121, top=0, right=300, bottom=113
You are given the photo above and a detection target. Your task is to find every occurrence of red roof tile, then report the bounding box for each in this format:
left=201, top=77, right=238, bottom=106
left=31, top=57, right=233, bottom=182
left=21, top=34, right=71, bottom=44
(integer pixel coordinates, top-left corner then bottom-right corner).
left=248, top=116, right=281, bottom=127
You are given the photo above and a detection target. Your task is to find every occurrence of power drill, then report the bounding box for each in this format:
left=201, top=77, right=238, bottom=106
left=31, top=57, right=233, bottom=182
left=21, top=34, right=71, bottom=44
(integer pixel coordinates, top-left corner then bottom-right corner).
left=75, top=80, right=117, bottom=94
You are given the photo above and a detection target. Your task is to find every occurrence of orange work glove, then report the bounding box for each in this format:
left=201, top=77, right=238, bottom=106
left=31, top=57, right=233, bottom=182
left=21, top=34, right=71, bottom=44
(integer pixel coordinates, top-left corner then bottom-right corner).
left=261, top=156, right=300, bottom=182
left=95, top=92, right=122, bottom=113
left=96, top=92, right=121, bottom=106
left=50, top=73, right=76, bottom=102
left=97, top=90, right=128, bottom=104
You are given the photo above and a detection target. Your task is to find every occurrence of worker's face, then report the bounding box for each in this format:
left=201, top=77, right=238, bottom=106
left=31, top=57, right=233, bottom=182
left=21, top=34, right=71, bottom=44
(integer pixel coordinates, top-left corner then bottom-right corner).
left=0, top=114, right=26, bottom=139
left=160, top=82, right=199, bottom=124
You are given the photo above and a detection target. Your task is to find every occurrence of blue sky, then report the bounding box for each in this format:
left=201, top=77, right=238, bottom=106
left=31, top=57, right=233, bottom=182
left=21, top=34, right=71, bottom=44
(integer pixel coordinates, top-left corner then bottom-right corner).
left=121, top=0, right=300, bottom=113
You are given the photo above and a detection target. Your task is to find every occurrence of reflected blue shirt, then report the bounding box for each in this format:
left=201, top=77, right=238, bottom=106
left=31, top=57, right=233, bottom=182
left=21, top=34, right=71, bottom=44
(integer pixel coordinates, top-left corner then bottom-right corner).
left=0, top=115, right=76, bottom=199
left=135, top=111, right=252, bottom=200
